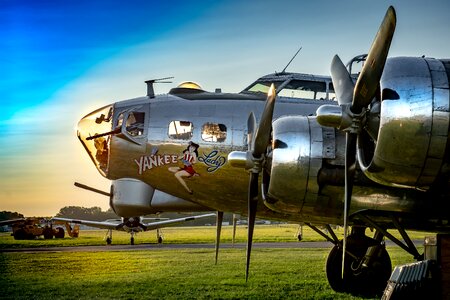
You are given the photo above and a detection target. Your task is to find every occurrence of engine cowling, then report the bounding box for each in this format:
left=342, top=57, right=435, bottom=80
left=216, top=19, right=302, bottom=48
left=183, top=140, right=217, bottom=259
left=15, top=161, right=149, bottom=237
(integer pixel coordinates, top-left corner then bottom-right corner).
left=264, top=116, right=339, bottom=214
left=110, top=178, right=154, bottom=217
left=357, top=57, right=450, bottom=190
left=110, top=178, right=208, bottom=217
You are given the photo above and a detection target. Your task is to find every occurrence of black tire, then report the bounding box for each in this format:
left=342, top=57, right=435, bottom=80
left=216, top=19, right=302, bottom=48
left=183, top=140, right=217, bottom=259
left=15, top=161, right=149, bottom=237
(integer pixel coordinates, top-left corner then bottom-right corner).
left=106, top=237, right=112, bottom=245
left=13, top=229, right=27, bottom=240
left=326, top=241, right=391, bottom=297
left=130, top=237, right=135, bottom=245
left=157, top=236, right=163, bottom=244
left=326, top=245, right=346, bottom=293
left=43, top=227, right=53, bottom=239
left=54, top=227, right=65, bottom=239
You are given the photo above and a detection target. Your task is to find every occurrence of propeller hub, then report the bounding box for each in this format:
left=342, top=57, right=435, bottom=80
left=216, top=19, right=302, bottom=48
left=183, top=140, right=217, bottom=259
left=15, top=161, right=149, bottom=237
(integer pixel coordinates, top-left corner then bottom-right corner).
left=316, top=105, right=346, bottom=129
left=316, top=104, right=366, bottom=133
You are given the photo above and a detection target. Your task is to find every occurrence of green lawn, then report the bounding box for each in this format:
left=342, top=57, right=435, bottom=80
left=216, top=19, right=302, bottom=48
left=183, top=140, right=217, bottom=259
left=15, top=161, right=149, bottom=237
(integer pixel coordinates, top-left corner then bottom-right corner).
left=0, top=224, right=433, bottom=248
left=0, top=246, right=417, bottom=299
left=0, top=224, right=428, bottom=299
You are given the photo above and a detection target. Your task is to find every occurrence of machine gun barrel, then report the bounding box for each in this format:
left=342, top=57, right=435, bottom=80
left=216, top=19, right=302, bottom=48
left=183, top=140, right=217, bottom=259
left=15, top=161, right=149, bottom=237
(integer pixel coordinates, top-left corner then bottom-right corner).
left=74, top=182, right=111, bottom=197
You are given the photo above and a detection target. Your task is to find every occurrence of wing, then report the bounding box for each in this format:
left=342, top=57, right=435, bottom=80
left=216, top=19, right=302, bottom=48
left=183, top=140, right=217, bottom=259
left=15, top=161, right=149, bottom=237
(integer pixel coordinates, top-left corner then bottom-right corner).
left=142, top=213, right=216, bottom=231
left=141, top=217, right=169, bottom=222
left=51, top=217, right=124, bottom=231
left=0, top=218, right=26, bottom=226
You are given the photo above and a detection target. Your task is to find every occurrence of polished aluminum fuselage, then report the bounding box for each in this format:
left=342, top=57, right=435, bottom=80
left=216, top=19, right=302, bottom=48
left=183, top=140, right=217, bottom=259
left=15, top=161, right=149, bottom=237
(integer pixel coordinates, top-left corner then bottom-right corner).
left=104, top=91, right=446, bottom=228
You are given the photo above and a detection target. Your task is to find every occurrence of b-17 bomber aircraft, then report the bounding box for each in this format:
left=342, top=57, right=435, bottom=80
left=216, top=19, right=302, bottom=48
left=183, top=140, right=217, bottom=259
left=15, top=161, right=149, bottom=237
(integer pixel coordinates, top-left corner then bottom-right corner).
left=75, top=6, right=449, bottom=297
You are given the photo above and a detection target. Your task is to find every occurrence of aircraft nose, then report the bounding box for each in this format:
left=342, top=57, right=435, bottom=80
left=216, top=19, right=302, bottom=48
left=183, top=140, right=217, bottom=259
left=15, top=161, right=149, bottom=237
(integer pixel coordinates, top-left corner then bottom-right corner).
left=77, top=105, right=114, bottom=177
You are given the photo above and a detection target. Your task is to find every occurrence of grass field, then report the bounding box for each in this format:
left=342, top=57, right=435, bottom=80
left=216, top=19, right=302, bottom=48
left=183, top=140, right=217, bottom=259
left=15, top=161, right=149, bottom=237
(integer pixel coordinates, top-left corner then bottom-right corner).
left=0, top=224, right=309, bottom=248
left=0, top=225, right=428, bottom=299
left=0, top=224, right=432, bottom=248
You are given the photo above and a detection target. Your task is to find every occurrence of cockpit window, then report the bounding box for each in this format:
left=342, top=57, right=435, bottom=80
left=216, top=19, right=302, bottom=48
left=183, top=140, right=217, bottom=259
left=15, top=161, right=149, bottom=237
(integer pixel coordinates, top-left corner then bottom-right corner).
left=168, top=121, right=193, bottom=140
left=202, top=123, right=227, bottom=142
left=278, top=80, right=326, bottom=99
left=247, top=81, right=283, bottom=94
left=243, top=76, right=336, bottom=100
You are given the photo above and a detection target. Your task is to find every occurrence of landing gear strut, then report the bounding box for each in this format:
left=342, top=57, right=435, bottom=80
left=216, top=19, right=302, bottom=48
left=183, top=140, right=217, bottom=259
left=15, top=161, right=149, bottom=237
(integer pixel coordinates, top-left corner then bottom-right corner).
left=105, top=229, right=112, bottom=245
left=326, top=227, right=392, bottom=297
left=130, top=231, right=135, bottom=245
left=156, top=228, right=163, bottom=244
left=296, top=224, right=303, bottom=241
left=307, top=213, right=425, bottom=297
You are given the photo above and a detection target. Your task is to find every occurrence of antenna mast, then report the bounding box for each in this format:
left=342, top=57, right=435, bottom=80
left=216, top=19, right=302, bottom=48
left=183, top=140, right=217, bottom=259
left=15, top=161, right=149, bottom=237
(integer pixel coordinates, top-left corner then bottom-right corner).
left=281, top=46, right=302, bottom=73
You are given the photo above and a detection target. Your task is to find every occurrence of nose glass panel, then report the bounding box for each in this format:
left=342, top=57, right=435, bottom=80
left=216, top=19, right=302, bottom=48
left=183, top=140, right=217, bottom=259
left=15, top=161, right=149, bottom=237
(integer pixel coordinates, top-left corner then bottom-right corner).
left=77, top=105, right=113, bottom=176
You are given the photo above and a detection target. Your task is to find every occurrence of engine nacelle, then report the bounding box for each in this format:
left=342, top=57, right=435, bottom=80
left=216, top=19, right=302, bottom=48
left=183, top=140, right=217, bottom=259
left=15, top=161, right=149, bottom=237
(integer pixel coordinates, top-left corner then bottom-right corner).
left=110, top=178, right=208, bottom=217
left=264, top=116, right=337, bottom=214
left=358, top=57, right=450, bottom=190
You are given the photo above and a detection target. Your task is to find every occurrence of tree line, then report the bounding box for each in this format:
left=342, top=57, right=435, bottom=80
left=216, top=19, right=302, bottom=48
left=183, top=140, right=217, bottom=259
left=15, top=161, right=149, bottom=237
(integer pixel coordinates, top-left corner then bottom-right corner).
left=55, top=206, right=118, bottom=221
left=0, top=211, right=24, bottom=221
left=0, top=207, right=235, bottom=226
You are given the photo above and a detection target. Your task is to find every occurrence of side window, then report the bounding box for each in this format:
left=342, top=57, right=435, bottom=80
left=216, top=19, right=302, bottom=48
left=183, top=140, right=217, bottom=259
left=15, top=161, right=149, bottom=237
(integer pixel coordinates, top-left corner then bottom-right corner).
left=116, top=113, right=124, bottom=128
left=126, top=112, right=145, bottom=137
left=202, top=123, right=227, bottom=142
left=168, top=121, right=193, bottom=140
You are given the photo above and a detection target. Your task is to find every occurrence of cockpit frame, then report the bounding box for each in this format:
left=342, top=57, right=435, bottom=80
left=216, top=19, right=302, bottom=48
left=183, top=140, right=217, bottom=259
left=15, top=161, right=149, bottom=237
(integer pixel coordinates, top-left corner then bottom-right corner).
left=241, top=72, right=336, bottom=101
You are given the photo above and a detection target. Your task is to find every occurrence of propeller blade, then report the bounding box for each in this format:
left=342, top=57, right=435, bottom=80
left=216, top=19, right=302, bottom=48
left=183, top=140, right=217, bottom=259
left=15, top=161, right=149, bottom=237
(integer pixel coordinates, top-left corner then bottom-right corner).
left=247, top=112, right=257, bottom=151
left=330, top=55, right=355, bottom=106
left=246, top=171, right=259, bottom=282
left=215, top=211, right=224, bottom=265
left=341, top=132, right=357, bottom=278
left=353, top=6, right=396, bottom=112
left=253, top=84, right=276, bottom=157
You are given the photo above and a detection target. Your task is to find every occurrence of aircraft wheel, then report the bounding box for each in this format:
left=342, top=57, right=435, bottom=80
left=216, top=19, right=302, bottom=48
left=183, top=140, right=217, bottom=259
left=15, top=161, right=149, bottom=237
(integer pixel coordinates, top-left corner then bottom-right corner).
left=106, top=237, right=112, bottom=245
left=326, top=241, right=391, bottom=297
left=130, top=237, right=134, bottom=245
left=157, top=236, right=163, bottom=244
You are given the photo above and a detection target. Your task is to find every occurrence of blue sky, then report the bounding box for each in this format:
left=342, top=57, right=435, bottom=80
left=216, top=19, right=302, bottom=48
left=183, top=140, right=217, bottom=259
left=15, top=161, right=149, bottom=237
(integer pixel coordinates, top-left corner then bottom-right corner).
left=1, top=1, right=210, bottom=118
left=1, top=0, right=449, bottom=216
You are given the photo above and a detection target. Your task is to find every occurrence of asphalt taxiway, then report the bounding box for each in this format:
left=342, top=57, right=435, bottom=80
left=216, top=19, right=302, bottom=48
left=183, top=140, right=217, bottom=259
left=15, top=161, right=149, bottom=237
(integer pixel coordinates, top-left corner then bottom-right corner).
left=0, top=239, right=422, bottom=253
left=1, top=242, right=333, bottom=253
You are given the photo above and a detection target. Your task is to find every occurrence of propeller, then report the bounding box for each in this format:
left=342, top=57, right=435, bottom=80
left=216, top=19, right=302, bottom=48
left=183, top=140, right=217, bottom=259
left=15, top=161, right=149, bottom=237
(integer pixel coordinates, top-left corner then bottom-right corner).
left=316, top=6, right=396, bottom=278
left=215, top=211, right=224, bottom=265
left=228, top=84, right=276, bottom=281
left=245, top=84, right=276, bottom=281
